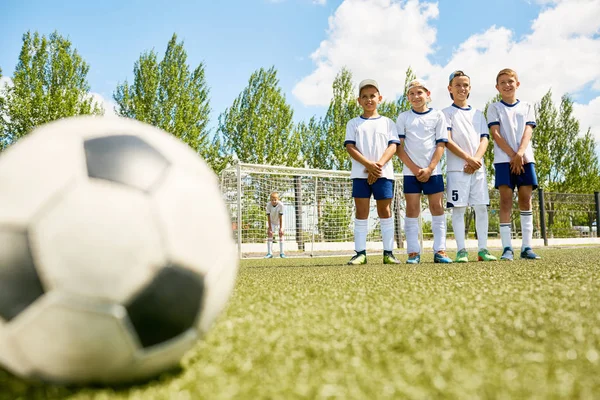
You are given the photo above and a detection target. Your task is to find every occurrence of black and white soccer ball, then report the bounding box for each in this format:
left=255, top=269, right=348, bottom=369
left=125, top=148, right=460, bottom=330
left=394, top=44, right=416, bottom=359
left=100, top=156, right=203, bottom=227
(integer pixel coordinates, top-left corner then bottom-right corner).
left=0, top=116, right=238, bottom=384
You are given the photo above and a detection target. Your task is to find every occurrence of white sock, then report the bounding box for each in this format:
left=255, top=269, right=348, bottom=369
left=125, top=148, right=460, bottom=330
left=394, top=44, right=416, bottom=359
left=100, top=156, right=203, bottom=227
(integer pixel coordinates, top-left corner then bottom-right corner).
left=432, top=215, right=447, bottom=253
left=451, top=207, right=466, bottom=251
left=354, top=218, right=368, bottom=252
left=521, top=210, right=533, bottom=250
left=380, top=217, right=394, bottom=251
left=404, top=217, right=420, bottom=254
left=279, top=236, right=284, bottom=255
left=267, top=238, right=273, bottom=254
left=500, top=223, right=512, bottom=249
left=474, top=205, right=489, bottom=251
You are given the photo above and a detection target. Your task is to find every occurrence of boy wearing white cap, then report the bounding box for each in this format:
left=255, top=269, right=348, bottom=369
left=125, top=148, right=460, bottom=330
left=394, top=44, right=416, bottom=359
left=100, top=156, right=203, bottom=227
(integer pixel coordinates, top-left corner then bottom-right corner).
left=344, top=79, right=401, bottom=265
left=396, top=79, right=452, bottom=264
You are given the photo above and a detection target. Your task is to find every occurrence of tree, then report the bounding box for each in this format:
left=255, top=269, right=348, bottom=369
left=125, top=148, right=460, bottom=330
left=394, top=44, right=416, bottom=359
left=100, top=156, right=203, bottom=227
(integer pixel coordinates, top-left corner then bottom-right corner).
left=113, top=34, right=215, bottom=164
left=322, top=67, right=360, bottom=171
left=0, top=31, right=102, bottom=148
left=217, top=66, right=301, bottom=167
left=297, top=116, right=328, bottom=169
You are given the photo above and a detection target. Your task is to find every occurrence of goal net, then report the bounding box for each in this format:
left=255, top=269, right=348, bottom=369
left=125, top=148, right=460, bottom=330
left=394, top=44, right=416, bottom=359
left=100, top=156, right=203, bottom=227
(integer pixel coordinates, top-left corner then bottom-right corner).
left=219, top=162, right=405, bottom=258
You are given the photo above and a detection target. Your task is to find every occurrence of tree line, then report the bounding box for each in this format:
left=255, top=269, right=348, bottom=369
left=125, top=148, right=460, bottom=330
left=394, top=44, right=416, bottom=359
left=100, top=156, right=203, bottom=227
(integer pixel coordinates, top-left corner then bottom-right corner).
left=1, top=31, right=599, bottom=197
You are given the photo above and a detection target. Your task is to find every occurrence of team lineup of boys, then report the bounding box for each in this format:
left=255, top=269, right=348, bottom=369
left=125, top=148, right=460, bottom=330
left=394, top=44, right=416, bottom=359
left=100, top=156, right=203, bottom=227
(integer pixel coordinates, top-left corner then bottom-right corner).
left=343, top=68, right=541, bottom=265
left=264, top=68, right=541, bottom=264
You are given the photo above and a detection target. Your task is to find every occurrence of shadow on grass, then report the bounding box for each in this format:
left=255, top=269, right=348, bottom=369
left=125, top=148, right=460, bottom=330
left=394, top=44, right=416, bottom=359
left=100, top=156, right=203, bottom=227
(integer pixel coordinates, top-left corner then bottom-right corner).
left=0, top=364, right=185, bottom=400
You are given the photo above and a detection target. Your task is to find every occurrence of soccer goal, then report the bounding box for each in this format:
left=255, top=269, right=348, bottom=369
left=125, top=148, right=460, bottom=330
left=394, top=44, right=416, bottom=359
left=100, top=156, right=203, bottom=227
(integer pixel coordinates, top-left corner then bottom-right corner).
left=219, top=162, right=405, bottom=258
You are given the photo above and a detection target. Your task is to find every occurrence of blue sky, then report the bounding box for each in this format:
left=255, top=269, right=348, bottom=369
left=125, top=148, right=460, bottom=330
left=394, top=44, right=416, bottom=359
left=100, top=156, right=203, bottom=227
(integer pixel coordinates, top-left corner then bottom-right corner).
left=1, top=0, right=599, bottom=139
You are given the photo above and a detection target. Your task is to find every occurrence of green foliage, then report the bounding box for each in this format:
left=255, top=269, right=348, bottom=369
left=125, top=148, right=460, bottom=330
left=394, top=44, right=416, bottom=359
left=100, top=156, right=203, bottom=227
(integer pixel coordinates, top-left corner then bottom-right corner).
left=240, top=201, right=265, bottom=243
left=318, top=199, right=352, bottom=241
left=0, top=31, right=101, bottom=148
left=217, top=66, right=301, bottom=167
left=322, top=67, right=360, bottom=171
left=113, top=34, right=216, bottom=167
left=483, top=93, right=503, bottom=186
left=297, top=116, right=328, bottom=169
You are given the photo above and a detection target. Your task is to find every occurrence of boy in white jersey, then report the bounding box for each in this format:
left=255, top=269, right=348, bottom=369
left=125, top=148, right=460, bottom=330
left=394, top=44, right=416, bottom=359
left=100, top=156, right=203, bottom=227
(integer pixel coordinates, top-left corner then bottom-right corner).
left=344, top=79, right=401, bottom=265
left=396, top=79, right=452, bottom=264
left=444, top=70, right=497, bottom=262
left=264, top=191, right=286, bottom=258
left=487, top=68, right=540, bottom=260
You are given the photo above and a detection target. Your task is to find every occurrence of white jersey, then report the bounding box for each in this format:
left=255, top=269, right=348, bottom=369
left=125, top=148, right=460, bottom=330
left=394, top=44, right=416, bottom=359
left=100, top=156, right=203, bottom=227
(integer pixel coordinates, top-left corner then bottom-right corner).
left=486, top=100, right=536, bottom=164
left=266, top=201, right=283, bottom=225
left=344, top=116, right=400, bottom=179
left=396, top=108, right=448, bottom=176
left=442, top=104, right=489, bottom=172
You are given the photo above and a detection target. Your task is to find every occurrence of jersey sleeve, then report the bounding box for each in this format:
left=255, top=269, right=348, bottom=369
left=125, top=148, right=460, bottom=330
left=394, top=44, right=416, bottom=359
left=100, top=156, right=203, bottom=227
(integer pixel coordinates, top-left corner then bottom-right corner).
left=487, top=103, right=500, bottom=128
left=435, top=111, right=448, bottom=143
left=396, top=113, right=406, bottom=139
left=388, top=118, right=401, bottom=145
left=277, top=203, right=284, bottom=215
left=443, top=109, right=452, bottom=132
left=477, top=110, right=490, bottom=138
left=344, top=119, right=356, bottom=147
left=525, top=103, right=537, bottom=128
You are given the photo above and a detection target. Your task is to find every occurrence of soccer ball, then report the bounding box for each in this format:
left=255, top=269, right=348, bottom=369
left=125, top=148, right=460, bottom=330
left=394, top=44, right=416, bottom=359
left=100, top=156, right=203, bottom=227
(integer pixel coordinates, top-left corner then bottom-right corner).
left=0, top=116, right=238, bottom=384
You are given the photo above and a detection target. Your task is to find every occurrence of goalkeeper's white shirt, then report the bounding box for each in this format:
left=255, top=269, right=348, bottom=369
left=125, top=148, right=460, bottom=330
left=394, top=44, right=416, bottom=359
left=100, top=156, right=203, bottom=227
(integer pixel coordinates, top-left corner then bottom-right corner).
left=344, top=115, right=400, bottom=179
left=442, top=104, right=489, bottom=172
left=396, top=108, right=448, bottom=176
left=266, top=201, right=284, bottom=225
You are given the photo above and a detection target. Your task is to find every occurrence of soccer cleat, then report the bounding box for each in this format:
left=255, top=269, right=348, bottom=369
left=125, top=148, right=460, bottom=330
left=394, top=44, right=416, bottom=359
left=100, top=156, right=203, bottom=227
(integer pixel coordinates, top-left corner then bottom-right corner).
left=520, top=247, right=541, bottom=260
left=500, top=247, right=514, bottom=261
left=280, top=253, right=287, bottom=259
left=478, top=248, right=497, bottom=261
left=434, top=250, right=453, bottom=263
left=406, top=252, right=421, bottom=264
left=347, top=252, right=367, bottom=265
left=264, top=253, right=273, bottom=259
left=383, top=252, right=401, bottom=264
left=455, top=248, right=469, bottom=263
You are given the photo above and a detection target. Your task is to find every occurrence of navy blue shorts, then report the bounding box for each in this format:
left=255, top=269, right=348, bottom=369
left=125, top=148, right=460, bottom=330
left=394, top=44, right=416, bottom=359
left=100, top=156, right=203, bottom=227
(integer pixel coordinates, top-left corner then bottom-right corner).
left=352, top=178, right=394, bottom=200
left=403, top=174, right=444, bottom=195
left=494, top=162, right=538, bottom=190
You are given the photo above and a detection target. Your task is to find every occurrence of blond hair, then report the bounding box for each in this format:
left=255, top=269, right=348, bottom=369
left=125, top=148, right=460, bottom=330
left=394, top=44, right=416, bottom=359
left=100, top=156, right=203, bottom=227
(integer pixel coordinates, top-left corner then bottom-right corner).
left=496, top=68, right=518, bottom=83
left=269, top=191, right=279, bottom=200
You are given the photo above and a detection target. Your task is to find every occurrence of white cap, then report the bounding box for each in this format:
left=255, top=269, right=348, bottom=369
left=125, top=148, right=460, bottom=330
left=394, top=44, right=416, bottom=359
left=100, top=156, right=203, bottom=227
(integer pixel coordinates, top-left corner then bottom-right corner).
left=358, top=79, right=379, bottom=94
left=407, top=79, right=429, bottom=91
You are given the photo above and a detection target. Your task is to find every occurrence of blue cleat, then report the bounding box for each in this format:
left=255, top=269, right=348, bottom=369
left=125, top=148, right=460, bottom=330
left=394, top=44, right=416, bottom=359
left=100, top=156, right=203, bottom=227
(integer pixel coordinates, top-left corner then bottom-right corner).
left=500, top=247, right=514, bottom=261
left=280, top=253, right=287, bottom=259
left=434, top=251, right=453, bottom=263
left=406, top=252, right=421, bottom=264
left=520, top=247, right=541, bottom=260
left=264, top=253, right=273, bottom=259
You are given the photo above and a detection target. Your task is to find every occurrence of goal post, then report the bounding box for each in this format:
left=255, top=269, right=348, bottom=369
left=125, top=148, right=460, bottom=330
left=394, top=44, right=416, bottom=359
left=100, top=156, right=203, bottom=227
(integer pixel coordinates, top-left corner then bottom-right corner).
left=219, top=162, right=405, bottom=258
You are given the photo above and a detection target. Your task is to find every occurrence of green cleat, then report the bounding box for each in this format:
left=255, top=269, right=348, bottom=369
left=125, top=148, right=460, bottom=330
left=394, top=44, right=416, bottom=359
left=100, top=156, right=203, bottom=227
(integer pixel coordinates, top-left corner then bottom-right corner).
left=347, top=252, right=367, bottom=265
left=478, top=248, right=497, bottom=261
left=455, top=248, right=469, bottom=263
left=383, top=252, right=401, bottom=264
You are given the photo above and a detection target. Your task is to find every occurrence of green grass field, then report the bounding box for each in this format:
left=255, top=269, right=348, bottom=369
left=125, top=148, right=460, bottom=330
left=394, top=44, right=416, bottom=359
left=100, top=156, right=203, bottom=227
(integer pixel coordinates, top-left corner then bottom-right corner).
left=1, top=247, right=600, bottom=400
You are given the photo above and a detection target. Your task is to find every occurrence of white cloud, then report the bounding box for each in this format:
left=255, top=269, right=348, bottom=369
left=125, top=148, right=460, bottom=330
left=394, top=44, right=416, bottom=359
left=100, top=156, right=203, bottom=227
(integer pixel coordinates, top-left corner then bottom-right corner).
left=293, top=0, right=439, bottom=105
left=293, top=0, right=600, bottom=140
left=573, top=96, right=600, bottom=144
